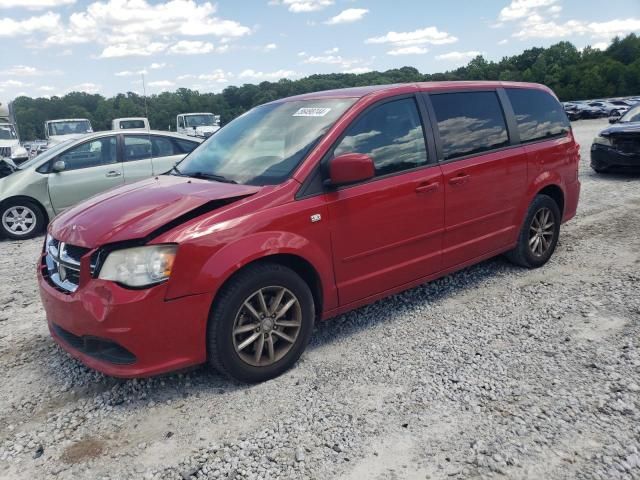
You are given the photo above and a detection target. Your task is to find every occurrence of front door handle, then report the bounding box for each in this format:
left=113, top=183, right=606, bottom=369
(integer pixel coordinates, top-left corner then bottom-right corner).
left=415, top=183, right=439, bottom=194
left=105, top=170, right=122, bottom=178
left=449, top=174, right=470, bottom=186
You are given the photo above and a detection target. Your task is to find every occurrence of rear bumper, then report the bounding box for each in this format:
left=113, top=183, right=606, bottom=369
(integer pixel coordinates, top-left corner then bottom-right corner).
left=563, top=179, right=580, bottom=223
left=38, top=267, right=214, bottom=378
left=591, top=145, right=640, bottom=170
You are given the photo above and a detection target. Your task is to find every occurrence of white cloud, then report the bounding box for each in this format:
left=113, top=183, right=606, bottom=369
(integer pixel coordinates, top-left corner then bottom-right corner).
left=0, top=12, right=60, bottom=36
left=238, top=69, right=298, bottom=81
left=514, top=17, right=640, bottom=40
left=388, top=46, right=428, bottom=56
left=342, top=67, right=372, bottom=74
left=168, top=40, right=216, bottom=55
left=325, top=8, right=368, bottom=25
left=271, top=0, right=333, bottom=13
left=436, top=50, right=481, bottom=61
left=264, top=43, right=277, bottom=51
left=592, top=42, right=609, bottom=51
left=148, top=80, right=174, bottom=88
left=0, top=80, right=33, bottom=89
left=43, top=0, right=250, bottom=54
left=115, top=69, right=147, bottom=76
left=197, top=69, right=232, bottom=83
left=498, top=39, right=509, bottom=45
left=38, top=85, right=56, bottom=92
left=67, top=82, right=100, bottom=94
left=303, top=54, right=346, bottom=64
left=366, top=26, right=457, bottom=48
left=0, top=0, right=75, bottom=10
left=150, top=62, right=166, bottom=69
left=498, top=0, right=558, bottom=22
left=6, top=65, right=39, bottom=76
left=324, top=47, right=339, bottom=54
left=100, top=42, right=167, bottom=58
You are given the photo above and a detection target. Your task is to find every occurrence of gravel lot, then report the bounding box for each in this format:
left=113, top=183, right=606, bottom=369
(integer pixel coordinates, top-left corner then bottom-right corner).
left=1, top=118, right=639, bottom=480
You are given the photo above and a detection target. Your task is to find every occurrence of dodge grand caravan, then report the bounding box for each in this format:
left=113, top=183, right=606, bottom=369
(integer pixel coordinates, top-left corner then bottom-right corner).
left=38, top=82, right=580, bottom=383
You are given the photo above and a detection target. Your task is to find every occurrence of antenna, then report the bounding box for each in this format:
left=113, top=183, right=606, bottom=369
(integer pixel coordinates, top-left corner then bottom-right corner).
left=141, top=73, right=149, bottom=126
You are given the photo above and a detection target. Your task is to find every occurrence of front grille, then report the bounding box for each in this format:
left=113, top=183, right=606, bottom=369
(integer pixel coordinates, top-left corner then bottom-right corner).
left=52, top=324, right=136, bottom=365
left=44, top=237, right=90, bottom=293
left=614, top=137, right=640, bottom=154
left=0, top=146, right=11, bottom=158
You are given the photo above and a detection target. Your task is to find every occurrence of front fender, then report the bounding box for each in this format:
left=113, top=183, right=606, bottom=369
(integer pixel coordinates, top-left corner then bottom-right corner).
left=164, top=229, right=337, bottom=312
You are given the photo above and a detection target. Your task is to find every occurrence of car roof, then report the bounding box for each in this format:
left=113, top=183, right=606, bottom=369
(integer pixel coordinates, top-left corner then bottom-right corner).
left=268, top=81, right=554, bottom=104
left=54, top=129, right=203, bottom=144
left=46, top=118, right=91, bottom=123
left=113, top=117, right=148, bottom=121
left=180, top=112, right=213, bottom=115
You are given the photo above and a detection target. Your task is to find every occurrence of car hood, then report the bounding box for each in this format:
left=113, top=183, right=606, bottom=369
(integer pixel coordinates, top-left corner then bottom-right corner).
left=49, top=175, right=262, bottom=248
left=601, top=122, right=640, bottom=136
left=0, top=139, right=19, bottom=148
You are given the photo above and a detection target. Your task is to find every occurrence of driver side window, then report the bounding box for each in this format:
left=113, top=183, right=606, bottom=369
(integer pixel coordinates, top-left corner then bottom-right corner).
left=333, top=97, right=428, bottom=177
left=57, top=137, right=117, bottom=171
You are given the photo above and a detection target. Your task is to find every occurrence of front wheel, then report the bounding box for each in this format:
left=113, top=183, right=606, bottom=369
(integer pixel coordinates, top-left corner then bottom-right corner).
left=0, top=199, right=46, bottom=240
left=506, top=194, right=561, bottom=269
left=207, top=263, right=315, bottom=383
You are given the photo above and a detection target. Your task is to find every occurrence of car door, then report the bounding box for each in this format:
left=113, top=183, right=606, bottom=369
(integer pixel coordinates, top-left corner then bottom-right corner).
left=122, top=134, right=153, bottom=183
left=325, top=96, right=444, bottom=306
left=150, top=135, right=197, bottom=174
left=425, top=90, right=527, bottom=268
left=48, top=135, right=123, bottom=212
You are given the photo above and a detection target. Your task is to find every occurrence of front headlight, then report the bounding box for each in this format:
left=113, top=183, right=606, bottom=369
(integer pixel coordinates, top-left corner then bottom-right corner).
left=593, top=136, right=612, bottom=147
left=11, top=146, right=28, bottom=159
left=98, top=244, right=177, bottom=287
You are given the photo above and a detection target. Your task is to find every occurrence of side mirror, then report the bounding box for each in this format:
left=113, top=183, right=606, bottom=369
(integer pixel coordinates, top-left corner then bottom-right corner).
left=52, top=160, right=66, bottom=172
left=327, top=153, right=375, bottom=187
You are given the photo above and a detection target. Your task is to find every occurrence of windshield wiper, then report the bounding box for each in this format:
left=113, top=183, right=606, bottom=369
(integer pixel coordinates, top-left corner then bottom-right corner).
left=189, top=171, right=237, bottom=184
left=169, top=165, right=184, bottom=176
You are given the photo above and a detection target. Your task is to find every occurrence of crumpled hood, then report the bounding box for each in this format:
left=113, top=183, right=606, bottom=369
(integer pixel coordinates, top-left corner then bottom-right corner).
left=50, top=175, right=261, bottom=247
left=601, top=122, right=640, bottom=136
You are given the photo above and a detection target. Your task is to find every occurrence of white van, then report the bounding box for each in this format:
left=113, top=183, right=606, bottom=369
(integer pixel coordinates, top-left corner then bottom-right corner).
left=45, top=118, right=93, bottom=146
left=112, top=117, right=150, bottom=131
left=176, top=113, right=220, bottom=138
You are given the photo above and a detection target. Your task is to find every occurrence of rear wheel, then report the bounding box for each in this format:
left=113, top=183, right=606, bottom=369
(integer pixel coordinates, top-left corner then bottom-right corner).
left=506, top=194, right=561, bottom=269
left=0, top=199, right=45, bottom=240
left=207, top=263, right=315, bottom=383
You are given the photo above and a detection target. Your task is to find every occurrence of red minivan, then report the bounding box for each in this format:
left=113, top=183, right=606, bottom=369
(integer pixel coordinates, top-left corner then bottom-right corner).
left=38, top=82, right=580, bottom=382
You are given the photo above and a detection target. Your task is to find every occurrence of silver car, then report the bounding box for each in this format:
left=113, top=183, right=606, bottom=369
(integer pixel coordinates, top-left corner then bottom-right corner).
left=0, top=130, right=201, bottom=239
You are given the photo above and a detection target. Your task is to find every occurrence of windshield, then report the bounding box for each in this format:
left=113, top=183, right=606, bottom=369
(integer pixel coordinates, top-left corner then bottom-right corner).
left=184, top=114, right=217, bottom=128
left=620, top=105, right=640, bottom=123
left=0, top=124, right=17, bottom=140
left=119, top=119, right=146, bottom=129
left=48, top=120, right=92, bottom=136
left=176, top=98, right=356, bottom=186
left=18, top=139, right=72, bottom=169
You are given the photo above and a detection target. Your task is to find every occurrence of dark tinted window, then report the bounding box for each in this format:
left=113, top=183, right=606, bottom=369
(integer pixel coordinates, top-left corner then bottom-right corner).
left=123, top=135, right=151, bottom=162
left=173, top=138, right=199, bottom=154
left=506, top=88, right=570, bottom=143
left=58, top=137, right=117, bottom=170
left=334, top=98, right=427, bottom=176
left=119, top=120, right=146, bottom=129
left=430, top=91, right=509, bottom=160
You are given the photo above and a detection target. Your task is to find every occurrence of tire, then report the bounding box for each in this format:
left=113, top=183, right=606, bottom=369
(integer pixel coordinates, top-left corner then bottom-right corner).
left=506, top=194, right=561, bottom=269
left=207, top=262, right=315, bottom=383
left=591, top=164, right=608, bottom=174
left=0, top=199, right=46, bottom=240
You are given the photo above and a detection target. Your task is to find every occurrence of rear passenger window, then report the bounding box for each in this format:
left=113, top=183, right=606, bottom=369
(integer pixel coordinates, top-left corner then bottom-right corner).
left=150, top=136, right=176, bottom=157
left=430, top=91, right=509, bottom=160
left=334, top=98, right=428, bottom=177
left=123, top=135, right=151, bottom=162
left=173, top=138, right=199, bottom=154
left=506, top=88, right=570, bottom=143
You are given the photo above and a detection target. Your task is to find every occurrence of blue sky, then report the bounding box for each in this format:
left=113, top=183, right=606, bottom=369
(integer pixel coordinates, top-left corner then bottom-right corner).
left=1, top=0, right=639, bottom=99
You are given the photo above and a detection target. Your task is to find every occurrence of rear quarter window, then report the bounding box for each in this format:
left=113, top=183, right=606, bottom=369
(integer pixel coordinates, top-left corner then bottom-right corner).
left=506, top=88, right=570, bottom=143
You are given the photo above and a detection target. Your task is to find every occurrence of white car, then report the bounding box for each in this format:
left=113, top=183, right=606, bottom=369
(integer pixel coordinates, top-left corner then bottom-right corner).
left=112, top=117, right=150, bottom=130
left=176, top=112, right=220, bottom=138
left=0, top=123, right=29, bottom=165
left=45, top=118, right=93, bottom=146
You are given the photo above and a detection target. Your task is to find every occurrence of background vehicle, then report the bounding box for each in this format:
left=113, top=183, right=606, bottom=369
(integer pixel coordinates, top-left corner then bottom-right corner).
left=39, top=82, right=580, bottom=383
left=0, top=101, right=28, bottom=165
left=0, top=130, right=201, bottom=239
left=176, top=112, right=220, bottom=138
left=112, top=117, right=150, bottom=130
left=591, top=105, right=640, bottom=173
left=45, top=119, right=93, bottom=146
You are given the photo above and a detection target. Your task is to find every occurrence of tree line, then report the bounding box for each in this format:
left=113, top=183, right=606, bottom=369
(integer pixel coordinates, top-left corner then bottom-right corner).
left=12, top=34, right=640, bottom=141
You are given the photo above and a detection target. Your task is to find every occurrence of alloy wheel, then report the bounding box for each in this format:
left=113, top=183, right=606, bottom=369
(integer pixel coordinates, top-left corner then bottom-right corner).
left=232, top=286, right=302, bottom=367
left=528, top=207, right=555, bottom=257
left=2, top=206, right=37, bottom=236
